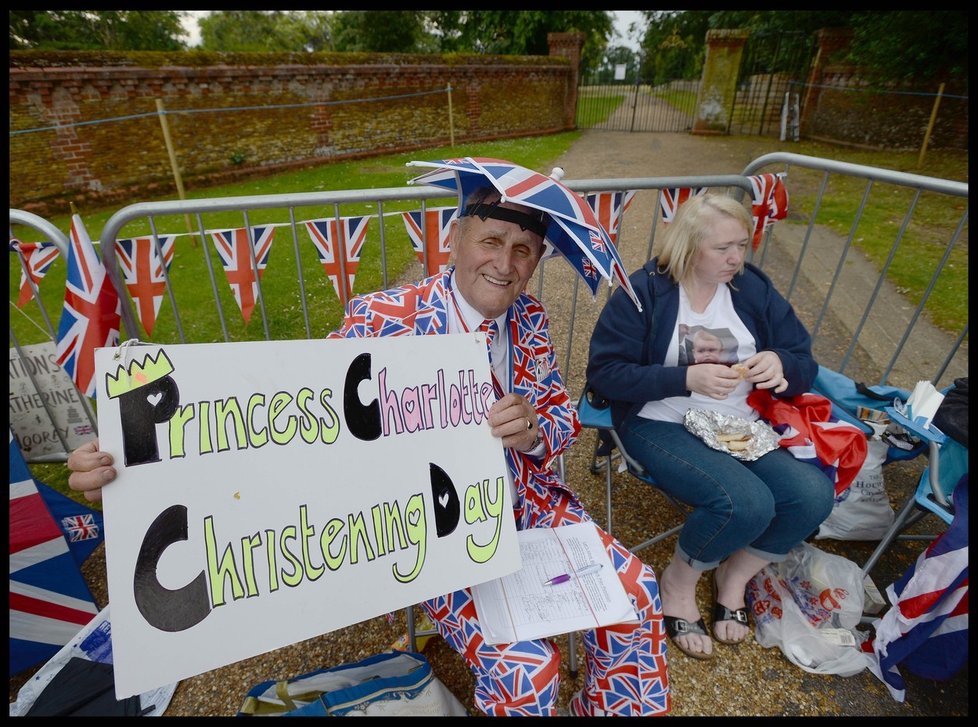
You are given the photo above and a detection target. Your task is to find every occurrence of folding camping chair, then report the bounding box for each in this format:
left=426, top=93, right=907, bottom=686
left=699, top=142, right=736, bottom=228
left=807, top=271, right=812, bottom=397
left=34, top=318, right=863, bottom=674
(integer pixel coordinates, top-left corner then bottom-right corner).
left=576, top=382, right=689, bottom=555
left=810, top=366, right=966, bottom=581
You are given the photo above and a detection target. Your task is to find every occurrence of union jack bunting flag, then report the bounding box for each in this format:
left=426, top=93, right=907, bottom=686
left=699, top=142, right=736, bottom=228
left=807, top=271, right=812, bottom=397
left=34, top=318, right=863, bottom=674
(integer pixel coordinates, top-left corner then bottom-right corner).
left=863, top=474, right=968, bottom=701
left=114, top=235, right=177, bottom=336
left=585, top=190, right=636, bottom=244
left=55, top=214, right=121, bottom=399
left=12, top=239, right=60, bottom=309
left=659, top=186, right=706, bottom=224
left=749, top=173, right=789, bottom=251
left=304, top=216, right=371, bottom=307
left=209, top=225, right=276, bottom=324
left=9, top=431, right=99, bottom=674
left=401, top=206, right=456, bottom=276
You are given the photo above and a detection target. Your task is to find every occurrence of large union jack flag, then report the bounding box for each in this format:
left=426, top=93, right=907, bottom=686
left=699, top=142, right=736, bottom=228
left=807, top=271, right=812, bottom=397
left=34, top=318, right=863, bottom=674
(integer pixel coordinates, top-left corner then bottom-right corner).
left=12, top=239, right=60, bottom=309
left=114, top=235, right=177, bottom=336
left=304, top=216, right=371, bottom=307
left=585, top=190, right=636, bottom=244
left=749, top=173, right=789, bottom=251
left=210, top=226, right=276, bottom=323
left=863, top=473, right=968, bottom=702
left=401, top=206, right=456, bottom=277
left=658, top=186, right=706, bottom=225
left=9, top=431, right=99, bottom=675
left=54, top=214, right=121, bottom=399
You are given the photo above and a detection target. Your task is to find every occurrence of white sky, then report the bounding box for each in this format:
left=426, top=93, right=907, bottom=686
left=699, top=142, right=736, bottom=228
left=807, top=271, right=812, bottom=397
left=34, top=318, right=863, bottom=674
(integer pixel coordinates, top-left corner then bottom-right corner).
left=180, top=10, right=645, bottom=51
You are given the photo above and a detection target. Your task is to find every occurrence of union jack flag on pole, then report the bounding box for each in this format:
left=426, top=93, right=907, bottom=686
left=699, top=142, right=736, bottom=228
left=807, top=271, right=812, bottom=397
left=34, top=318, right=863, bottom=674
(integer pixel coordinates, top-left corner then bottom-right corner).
left=12, top=239, right=60, bottom=309
left=54, top=214, right=121, bottom=399
left=749, top=173, right=789, bottom=251
left=863, top=474, right=968, bottom=702
left=401, top=206, right=456, bottom=277
left=659, top=186, right=706, bottom=225
left=113, top=235, right=177, bottom=336
left=209, top=226, right=276, bottom=324
left=304, top=216, right=371, bottom=307
left=585, top=190, right=636, bottom=244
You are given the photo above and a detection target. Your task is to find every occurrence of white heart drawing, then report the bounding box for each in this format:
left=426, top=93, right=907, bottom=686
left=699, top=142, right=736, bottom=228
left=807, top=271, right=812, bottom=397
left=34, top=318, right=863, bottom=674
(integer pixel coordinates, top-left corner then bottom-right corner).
left=438, top=492, right=449, bottom=508
left=147, top=392, right=163, bottom=407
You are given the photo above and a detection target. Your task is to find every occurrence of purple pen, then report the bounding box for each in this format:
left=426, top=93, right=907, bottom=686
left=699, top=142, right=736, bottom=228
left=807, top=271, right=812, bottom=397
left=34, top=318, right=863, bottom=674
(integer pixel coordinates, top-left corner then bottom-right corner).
left=543, top=562, right=603, bottom=586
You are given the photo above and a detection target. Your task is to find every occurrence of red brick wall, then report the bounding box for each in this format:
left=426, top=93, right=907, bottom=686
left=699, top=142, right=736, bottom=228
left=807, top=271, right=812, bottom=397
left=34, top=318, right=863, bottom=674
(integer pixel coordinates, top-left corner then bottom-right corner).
left=9, top=50, right=577, bottom=215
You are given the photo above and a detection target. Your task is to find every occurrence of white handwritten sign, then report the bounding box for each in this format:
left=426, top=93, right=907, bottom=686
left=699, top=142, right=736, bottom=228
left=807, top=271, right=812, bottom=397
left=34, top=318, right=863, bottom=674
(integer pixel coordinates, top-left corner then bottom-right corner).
left=94, top=335, right=520, bottom=698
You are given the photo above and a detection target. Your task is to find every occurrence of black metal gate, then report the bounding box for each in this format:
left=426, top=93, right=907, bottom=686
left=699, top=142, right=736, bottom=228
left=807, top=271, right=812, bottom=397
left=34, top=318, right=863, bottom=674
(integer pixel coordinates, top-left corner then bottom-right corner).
left=576, top=47, right=699, bottom=133
left=728, top=30, right=816, bottom=137
left=577, top=29, right=815, bottom=137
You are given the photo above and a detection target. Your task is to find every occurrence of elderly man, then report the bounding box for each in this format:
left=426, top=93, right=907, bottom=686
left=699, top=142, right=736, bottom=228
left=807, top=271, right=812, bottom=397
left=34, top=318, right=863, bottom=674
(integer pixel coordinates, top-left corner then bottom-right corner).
left=68, top=169, right=670, bottom=717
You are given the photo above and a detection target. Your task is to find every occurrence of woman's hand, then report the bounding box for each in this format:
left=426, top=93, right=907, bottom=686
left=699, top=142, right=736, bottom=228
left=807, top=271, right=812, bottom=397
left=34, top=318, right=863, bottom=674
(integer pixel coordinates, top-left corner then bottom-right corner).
left=66, top=439, right=116, bottom=502
left=487, top=393, right=540, bottom=452
left=741, top=351, right=789, bottom=393
left=686, top=364, right=743, bottom=399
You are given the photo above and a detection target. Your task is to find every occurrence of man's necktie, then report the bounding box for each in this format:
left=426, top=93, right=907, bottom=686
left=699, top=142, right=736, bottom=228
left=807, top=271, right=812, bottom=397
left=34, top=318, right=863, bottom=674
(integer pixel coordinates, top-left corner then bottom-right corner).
left=480, top=319, right=504, bottom=397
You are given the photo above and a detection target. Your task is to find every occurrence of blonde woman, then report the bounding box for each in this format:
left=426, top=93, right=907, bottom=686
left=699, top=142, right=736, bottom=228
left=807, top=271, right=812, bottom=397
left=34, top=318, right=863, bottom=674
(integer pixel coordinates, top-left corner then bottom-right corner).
left=587, top=194, right=833, bottom=660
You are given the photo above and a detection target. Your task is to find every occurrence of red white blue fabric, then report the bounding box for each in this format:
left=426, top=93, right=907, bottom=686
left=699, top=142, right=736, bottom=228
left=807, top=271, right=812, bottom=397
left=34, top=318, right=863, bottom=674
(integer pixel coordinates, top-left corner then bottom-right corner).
left=12, top=239, right=60, bottom=309
left=749, top=173, right=789, bottom=251
left=54, top=214, right=121, bottom=399
left=113, top=235, right=177, bottom=336
left=585, top=190, right=636, bottom=245
left=658, top=186, right=706, bottom=224
left=9, top=430, right=99, bottom=675
left=329, top=269, right=670, bottom=716
left=401, top=206, right=456, bottom=277
left=407, top=157, right=642, bottom=311
left=748, top=389, right=868, bottom=496
left=863, top=474, right=968, bottom=701
left=304, top=216, right=371, bottom=307
left=209, top=225, right=276, bottom=323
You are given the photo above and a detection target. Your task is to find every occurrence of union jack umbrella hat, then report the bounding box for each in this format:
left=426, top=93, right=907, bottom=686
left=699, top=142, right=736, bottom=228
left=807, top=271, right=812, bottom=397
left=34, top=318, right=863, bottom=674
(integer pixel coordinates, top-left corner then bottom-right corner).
left=407, top=157, right=642, bottom=310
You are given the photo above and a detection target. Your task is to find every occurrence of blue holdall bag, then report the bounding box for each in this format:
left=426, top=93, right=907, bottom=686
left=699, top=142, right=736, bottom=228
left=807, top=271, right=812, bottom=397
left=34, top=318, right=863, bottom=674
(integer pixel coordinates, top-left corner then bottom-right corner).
left=236, top=650, right=468, bottom=716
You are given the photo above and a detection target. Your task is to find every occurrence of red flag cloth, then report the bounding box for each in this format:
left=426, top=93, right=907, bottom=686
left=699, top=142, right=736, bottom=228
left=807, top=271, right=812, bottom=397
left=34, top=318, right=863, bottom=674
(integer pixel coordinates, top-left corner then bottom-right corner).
left=585, top=190, right=636, bottom=244
left=748, top=173, right=789, bottom=251
left=113, top=235, right=177, bottom=336
left=659, top=186, right=706, bottom=224
left=13, top=239, right=60, bottom=308
left=305, top=216, right=371, bottom=307
left=400, top=207, right=455, bottom=278
left=209, top=226, right=276, bottom=323
left=748, top=389, right=867, bottom=495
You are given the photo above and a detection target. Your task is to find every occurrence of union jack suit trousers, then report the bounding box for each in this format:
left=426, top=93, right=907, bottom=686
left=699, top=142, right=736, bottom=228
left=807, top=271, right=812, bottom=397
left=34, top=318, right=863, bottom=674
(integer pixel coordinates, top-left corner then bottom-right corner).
left=329, top=270, right=670, bottom=716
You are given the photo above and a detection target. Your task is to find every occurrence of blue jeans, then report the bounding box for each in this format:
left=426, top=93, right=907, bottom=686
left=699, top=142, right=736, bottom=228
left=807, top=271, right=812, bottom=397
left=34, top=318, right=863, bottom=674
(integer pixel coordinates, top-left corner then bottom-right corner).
left=619, top=415, right=834, bottom=571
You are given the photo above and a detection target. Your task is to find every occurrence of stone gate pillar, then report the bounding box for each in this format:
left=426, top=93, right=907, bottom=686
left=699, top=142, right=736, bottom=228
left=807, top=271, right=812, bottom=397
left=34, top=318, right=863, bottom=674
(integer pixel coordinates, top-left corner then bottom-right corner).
left=799, top=27, right=854, bottom=136
left=548, top=32, right=584, bottom=130
left=691, top=29, right=749, bottom=135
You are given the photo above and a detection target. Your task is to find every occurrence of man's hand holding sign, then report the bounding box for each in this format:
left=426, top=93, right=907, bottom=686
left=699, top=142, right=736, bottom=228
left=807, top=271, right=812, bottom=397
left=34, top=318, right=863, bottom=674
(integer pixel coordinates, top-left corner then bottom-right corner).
left=94, top=335, right=519, bottom=697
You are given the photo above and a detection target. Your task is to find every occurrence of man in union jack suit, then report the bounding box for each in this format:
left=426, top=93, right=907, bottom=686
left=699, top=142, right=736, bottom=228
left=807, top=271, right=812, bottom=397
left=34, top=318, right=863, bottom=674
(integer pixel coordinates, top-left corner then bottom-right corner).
left=66, top=177, right=670, bottom=717
left=326, top=184, right=670, bottom=717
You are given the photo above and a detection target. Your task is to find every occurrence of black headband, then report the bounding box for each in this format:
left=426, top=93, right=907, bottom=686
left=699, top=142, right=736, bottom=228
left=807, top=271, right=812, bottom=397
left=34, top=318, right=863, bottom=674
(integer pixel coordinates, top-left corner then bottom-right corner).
left=461, top=202, right=549, bottom=238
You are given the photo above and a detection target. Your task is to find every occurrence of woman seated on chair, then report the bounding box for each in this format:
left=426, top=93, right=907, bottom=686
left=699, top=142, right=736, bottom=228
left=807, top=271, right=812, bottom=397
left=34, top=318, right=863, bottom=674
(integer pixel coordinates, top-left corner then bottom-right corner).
left=586, top=193, right=834, bottom=661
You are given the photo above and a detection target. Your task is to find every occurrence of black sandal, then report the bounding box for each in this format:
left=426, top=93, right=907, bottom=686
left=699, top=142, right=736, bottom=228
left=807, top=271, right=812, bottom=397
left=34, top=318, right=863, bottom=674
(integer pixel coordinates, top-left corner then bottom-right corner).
left=663, top=615, right=714, bottom=660
left=711, top=573, right=750, bottom=645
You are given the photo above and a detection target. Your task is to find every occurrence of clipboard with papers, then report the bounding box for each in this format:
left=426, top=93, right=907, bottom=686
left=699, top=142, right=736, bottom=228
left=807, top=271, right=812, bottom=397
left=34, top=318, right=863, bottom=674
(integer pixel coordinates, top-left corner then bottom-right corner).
left=470, top=521, right=638, bottom=645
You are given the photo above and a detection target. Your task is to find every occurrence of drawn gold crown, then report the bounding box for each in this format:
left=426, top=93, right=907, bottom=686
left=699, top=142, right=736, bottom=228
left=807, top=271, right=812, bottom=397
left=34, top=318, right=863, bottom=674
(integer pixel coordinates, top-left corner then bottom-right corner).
left=105, top=350, right=174, bottom=399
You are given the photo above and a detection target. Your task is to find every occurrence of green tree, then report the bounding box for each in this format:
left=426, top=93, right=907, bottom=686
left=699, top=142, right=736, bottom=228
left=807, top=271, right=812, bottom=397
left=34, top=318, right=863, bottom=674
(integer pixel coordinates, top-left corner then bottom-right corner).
left=330, top=11, right=426, bottom=52
left=9, top=10, right=187, bottom=50
left=198, top=10, right=329, bottom=52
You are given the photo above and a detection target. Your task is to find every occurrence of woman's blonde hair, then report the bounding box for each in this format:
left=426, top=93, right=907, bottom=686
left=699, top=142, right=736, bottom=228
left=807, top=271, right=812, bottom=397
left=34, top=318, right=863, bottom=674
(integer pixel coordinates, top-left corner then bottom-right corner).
left=653, top=193, right=752, bottom=285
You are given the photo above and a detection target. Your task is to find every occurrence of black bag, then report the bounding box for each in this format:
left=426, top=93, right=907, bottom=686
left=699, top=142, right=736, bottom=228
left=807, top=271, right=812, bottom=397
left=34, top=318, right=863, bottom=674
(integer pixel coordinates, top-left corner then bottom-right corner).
left=933, top=377, right=968, bottom=448
left=25, top=657, right=145, bottom=716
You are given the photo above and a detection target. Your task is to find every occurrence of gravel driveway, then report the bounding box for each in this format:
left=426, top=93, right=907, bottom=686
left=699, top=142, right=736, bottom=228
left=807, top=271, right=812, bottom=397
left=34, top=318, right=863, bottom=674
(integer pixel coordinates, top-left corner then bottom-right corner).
left=11, top=131, right=967, bottom=717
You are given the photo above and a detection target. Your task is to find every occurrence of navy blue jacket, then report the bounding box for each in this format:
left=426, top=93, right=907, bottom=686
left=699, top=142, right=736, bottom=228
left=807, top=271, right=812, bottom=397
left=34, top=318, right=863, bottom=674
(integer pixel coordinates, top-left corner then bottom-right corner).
left=587, top=259, right=817, bottom=430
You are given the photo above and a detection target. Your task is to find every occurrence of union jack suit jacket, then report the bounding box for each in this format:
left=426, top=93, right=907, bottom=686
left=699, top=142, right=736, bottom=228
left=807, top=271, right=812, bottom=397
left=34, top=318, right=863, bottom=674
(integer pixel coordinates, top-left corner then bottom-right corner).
left=328, top=268, right=582, bottom=529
